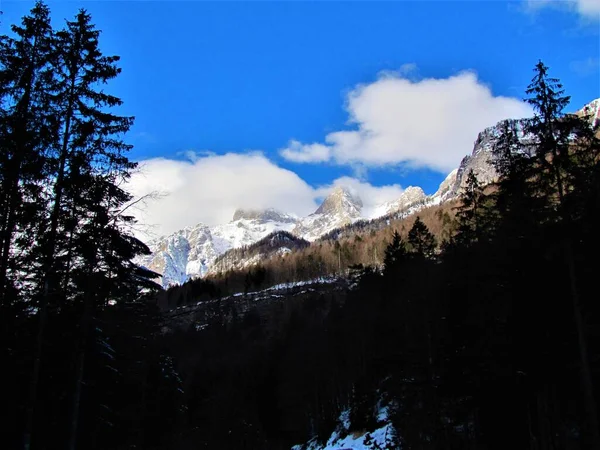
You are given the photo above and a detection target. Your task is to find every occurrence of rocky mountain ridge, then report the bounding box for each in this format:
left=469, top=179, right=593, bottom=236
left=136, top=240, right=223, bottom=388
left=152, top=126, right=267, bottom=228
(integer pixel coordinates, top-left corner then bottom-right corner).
left=138, top=98, right=599, bottom=287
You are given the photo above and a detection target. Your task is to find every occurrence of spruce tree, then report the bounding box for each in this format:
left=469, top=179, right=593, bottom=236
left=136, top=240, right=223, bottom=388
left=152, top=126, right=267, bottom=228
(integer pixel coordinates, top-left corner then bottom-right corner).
left=383, top=230, right=407, bottom=273
left=0, top=1, right=56, bottom=306
left=407, top=217, right=436, bottom=258
left=0, top=4, right=59, bottom=448
left=454, top=169, right=492, bottom=246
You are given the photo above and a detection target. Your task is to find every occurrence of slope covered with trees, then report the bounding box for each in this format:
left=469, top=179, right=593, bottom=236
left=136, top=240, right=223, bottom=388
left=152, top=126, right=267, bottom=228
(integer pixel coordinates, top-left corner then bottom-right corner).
left=158, top=63, right=600, bottom=450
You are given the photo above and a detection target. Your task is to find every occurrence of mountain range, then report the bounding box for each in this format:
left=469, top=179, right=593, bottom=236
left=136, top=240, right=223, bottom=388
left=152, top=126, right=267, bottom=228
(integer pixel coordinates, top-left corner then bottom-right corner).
left=137, top=98, right=600, bottom=287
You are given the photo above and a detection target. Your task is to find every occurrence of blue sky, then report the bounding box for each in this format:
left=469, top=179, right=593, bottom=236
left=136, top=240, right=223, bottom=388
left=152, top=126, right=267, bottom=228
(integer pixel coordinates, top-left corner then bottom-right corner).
left=1, top=1, right=599, bottom=234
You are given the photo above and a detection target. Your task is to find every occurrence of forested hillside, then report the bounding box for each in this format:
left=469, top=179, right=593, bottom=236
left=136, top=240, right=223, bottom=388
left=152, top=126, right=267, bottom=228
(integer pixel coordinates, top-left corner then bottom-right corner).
left=160, top=202, right=458, bottom=309
left=150, top=62, right=600, bottom=450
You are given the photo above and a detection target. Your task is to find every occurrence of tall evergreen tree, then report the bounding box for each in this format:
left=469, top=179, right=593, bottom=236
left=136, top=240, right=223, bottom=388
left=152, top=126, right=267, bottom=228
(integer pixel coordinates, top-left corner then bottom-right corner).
left=453, top=169, right=493, bottom=246
left=525, top=61, right=600, bottom=448
left=407, top=217, right=436, bottom=258
left=0, top=1, right=56, bottom=306
left=0, top=4, right=60, bottom=449
left=383, top=230, right=407, bottom=272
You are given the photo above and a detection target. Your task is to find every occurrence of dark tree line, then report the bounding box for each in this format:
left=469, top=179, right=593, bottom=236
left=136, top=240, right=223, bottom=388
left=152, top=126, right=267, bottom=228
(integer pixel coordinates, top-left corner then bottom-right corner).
left=1, top=3, right=182, bottom=449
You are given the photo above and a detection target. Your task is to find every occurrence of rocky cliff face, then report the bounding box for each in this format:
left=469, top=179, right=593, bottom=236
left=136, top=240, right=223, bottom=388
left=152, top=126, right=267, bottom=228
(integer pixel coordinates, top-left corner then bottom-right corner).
left=137, top=224, right=221, bottom=287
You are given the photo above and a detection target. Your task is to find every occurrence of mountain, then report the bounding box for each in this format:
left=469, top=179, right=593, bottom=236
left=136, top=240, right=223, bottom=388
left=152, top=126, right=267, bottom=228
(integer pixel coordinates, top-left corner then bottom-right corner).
left=138, top=98, right=600, bottom=287
left=137, top=208, right=296, bottom=287
left=292, top=186, right=363, bottom=241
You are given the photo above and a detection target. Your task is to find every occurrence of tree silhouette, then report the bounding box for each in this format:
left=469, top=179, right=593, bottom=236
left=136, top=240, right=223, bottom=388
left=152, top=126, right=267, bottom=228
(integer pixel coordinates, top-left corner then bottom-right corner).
left=407, top=216, right=436, bottom=258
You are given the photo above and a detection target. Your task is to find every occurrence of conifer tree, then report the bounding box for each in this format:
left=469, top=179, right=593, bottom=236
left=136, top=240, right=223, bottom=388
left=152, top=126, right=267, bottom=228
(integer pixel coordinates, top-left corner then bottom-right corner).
left=0, top=1, right=56, bottom=305
left=407, top=217, right=436, bottom=258
left=525, top=60, right=573, bottom=209
left=0, top=4, right=60, bottom=449
left=490, top=118, right=543, bottom=242
left=383, top=230, right=407, bottom=273
left=453, top=169, right=492, bottom=246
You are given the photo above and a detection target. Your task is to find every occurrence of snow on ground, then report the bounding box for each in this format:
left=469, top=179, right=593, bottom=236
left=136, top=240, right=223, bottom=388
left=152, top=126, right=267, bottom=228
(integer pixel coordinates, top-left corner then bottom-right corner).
left=167, top=276, right=342, bottom=314
left=292, top=407, right=397, bottom=450
left=265, top=276, right=338, bottom=292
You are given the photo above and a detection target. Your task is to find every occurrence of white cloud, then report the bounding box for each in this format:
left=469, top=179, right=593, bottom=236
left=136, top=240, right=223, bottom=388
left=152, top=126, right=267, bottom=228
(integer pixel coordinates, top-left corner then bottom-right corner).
left=126, top=152, right=318, bottom=236
left=280, top=69, right=532, bottom=173
left=126, top=152, right=407, bottom=238
left=526, top=0, right=600, bottom=19
left=280, top=139, right=331, bottom=163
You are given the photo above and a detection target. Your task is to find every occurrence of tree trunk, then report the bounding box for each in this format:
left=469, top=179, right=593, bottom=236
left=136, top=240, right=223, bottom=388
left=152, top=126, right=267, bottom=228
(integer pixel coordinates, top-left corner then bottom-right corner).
left=67, top=271, right=95, bottom=450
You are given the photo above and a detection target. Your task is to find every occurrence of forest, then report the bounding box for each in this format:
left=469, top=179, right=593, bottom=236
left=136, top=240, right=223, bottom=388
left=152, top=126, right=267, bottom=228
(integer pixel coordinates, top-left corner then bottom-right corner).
left=2, top=2, right=600, bottom=450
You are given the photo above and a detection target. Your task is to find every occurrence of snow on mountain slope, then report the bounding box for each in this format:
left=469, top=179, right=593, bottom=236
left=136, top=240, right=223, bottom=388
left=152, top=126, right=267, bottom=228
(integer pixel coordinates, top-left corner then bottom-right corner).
left=293, top=187, right=363, bottom=242
left=212, top=209, right=297, bottom=250
left=369, top=186, right=427, bottom=219
left=137, top=209, right=297, bottom=287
